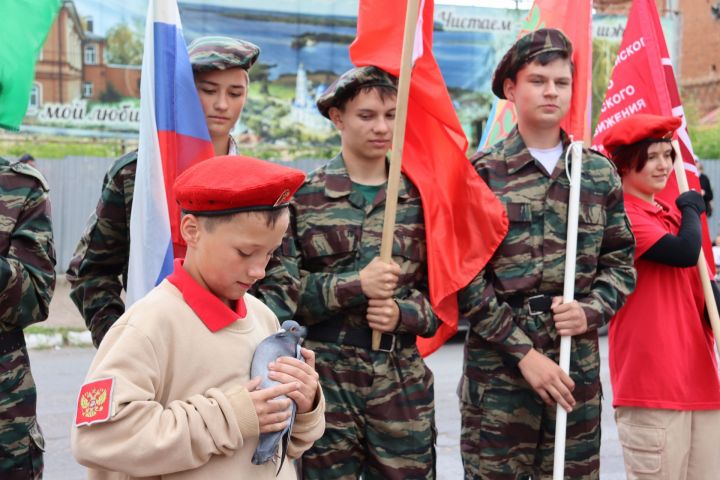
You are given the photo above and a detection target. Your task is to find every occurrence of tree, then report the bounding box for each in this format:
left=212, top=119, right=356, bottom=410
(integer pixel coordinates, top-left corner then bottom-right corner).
left=105, top=22, right=143, bottom=65
left=251, top=62, right=276, bottom=95
left=99, top=82, right=122, bottom=103
left=591, top=38, right=620, bottom=132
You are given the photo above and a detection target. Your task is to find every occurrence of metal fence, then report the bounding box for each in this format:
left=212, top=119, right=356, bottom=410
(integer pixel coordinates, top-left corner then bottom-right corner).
left=27, top=155, right=720, bottom=273
left=32, top=156, right=327, bottom=272
left=34, top=156, right=116, bottom=272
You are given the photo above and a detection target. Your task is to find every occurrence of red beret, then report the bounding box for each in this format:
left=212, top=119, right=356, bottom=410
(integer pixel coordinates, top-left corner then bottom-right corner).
left=602, top=114, right=682, bottom=155
left=174, top=155, right=305, bottom=215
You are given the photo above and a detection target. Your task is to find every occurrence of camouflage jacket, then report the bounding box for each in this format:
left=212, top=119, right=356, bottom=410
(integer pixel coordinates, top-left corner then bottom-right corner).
left=67, top=138, right=240, bottom=347
left=67, top=151, right=136, bottom=347
left=255, top=153, right=439, bottom=337
left=0, top=158, right=56, bottom=332
left=459, top=128, right=636, bottom=365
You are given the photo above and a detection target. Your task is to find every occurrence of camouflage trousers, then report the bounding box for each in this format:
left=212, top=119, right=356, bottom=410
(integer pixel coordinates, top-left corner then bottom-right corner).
left=302, top=340, right=436, bottom=480
left=0, top=346, right=44, bottom=479
left=459, top=365, right=601, bottom=480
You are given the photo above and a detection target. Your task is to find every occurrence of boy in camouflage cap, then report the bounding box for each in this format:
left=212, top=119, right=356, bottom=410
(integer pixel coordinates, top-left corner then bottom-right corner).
left=254, top=65, right=439, bottom=479
left=67, top=35, right=260, bottom=347
left=458, top=28, right=636, bottom=479
left=0, top=156, right=56, bottom=479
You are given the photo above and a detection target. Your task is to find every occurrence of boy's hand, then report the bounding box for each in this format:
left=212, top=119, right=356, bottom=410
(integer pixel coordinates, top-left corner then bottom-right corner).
left=360, top=257, right=400, bottom=299
left=517, top=348, right=576, bottom=412
left=267, top=348, right=319, bottom=414
left=366, top=297, right=400, bottom=332
left=551, top=297, right=588, bottom=336
left=244, top=377, right=297, bottom=433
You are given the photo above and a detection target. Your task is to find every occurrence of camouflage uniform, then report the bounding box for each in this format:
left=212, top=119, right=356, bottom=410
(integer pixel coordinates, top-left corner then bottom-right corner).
left=0, top=158, right=56, bottom=479
left=458, top=128, right=636, bottom=479
left=66, top=35, right=259, bottom=347
left=66, top=151, right=137, bottom=347
left=257, top=152, right=438, bottom=480
left=67, top=137, right=241, bottom=347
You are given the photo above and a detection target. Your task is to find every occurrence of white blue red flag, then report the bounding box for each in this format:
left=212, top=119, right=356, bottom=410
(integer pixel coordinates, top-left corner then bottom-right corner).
left=127, top=0, right=214, bottom=305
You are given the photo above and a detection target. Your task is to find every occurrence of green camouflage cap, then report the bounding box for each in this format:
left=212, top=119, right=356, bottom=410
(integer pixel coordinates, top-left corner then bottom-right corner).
left=316, top=66, right=397, bottom=118
left=491, top=28, right=573, bottom=99
left=187, top=35, right=260, bottom=72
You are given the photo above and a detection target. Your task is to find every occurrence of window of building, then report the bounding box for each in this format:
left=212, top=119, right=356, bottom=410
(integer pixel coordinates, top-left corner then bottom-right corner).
left=83, top=82, right=93, bottom=98
left=84, top=44, right=97, bottom=65
left=28, top=83, right=41, bottom=113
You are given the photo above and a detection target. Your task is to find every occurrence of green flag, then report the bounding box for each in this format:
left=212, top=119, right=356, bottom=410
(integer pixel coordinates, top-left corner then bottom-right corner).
left=0, top=0, right=62, bottom=131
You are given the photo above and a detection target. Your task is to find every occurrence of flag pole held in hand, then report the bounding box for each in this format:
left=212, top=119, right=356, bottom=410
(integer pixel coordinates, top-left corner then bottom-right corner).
left=672, top=140, right=720, bottom=358
left=553, top=140, right=583, bottom=480
left=374, top=0, right=421, bottom=350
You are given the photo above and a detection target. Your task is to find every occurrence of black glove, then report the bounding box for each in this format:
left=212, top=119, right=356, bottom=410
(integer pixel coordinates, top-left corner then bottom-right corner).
left=675, top=190, right=706, bottom=215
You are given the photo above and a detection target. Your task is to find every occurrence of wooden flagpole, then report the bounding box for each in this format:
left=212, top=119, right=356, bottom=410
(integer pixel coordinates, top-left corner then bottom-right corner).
left=672, top=140, right=720, bottom=357
left=373, top=0, right=421, bottom=350
left=553, top=141, right=583, bottom=479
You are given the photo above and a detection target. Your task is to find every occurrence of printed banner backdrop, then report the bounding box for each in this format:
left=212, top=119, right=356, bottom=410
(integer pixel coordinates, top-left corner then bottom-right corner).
left=22, top=0, right=678, bottom=159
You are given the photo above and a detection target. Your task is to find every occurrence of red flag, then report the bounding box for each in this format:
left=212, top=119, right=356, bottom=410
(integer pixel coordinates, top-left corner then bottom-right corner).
left=350, top=0, right=509, bottom=356
left=591, top=0, right=714, bottom=271
left=481, top=0, right=593, bottom=148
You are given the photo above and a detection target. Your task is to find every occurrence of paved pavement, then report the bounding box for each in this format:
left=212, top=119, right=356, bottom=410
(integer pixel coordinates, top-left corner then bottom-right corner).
left=30, top=337, right=625, bottom=479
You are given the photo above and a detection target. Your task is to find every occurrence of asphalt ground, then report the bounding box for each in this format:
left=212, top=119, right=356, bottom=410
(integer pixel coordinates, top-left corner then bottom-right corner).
left=29, top=337, right=626, bottom=479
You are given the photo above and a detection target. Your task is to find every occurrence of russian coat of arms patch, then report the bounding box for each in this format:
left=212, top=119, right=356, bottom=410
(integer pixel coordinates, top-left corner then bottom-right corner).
left=75, top=377, right=114, bottom=426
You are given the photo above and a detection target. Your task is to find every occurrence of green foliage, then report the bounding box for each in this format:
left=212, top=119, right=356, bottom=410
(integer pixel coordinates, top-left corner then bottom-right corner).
left=99, top=83, right=123, bottom=103
left=105, top=22, right=143, bottom=65
left=591, top=38, right=620, bottom=133
left=0, top=137, right=127, bottom=158
left=251, top=62, right=276, bottom=95
left=690, top=124, right=720, bottom=159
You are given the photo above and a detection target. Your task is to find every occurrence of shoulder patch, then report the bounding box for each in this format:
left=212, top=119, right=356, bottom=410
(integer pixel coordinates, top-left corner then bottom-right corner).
left=75, top=377, right=115, bottom=427
left=10, top=163, right=49, bottom=191
left=108, top=150, right=138, bottom=179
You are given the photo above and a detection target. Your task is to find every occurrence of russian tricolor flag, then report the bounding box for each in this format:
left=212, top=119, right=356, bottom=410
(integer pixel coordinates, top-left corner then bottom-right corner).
left=127, top=0, right=215, bottom=305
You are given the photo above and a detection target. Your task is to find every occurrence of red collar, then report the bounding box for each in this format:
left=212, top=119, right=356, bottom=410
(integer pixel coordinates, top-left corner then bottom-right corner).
left=166, top=259, right=247, bottom=332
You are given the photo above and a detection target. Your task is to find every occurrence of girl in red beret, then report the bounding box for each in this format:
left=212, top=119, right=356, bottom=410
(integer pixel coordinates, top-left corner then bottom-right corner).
left=604, top=114, right=720, bottom=479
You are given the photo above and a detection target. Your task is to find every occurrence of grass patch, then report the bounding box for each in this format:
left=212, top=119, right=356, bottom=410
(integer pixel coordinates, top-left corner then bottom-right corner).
left=1, top=137, right=130, bottom=159
left=690, top=124, right=720, bottom=159
left=24, top=325, right=86, bottom=335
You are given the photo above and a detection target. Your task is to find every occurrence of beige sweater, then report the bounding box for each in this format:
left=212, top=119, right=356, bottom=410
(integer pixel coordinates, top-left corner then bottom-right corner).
left=71, top=280, right=324, bottom=479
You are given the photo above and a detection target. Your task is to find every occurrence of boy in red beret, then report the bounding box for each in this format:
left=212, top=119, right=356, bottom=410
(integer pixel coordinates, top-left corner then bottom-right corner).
left=603, top=114, right=720, bottom=479
left=71, top=156, right=325, bottom=480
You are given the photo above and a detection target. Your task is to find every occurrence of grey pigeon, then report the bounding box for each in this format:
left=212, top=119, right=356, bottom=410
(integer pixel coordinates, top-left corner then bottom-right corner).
left=250, top=320, right=307, bottom=470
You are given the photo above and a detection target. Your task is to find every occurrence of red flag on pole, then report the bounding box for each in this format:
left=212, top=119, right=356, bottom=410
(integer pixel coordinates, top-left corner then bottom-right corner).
left=591, top=0, right=714, bottom=272
left=350, top=0, right=508, bottom=356
left=480, top=0, right=593, bottom=148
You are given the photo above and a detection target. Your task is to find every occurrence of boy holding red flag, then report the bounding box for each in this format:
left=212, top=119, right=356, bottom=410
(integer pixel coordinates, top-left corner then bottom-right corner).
left=458, top=28, right=636, bottom=478
left=255, top=66, right=438, bottom=479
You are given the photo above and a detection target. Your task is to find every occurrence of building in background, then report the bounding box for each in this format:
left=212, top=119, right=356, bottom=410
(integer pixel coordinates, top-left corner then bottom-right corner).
left=29, top=0, right=140, bottom=115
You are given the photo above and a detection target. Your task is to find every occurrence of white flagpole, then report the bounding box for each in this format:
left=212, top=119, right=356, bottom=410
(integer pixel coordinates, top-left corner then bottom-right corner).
left=553, top=140, right=583, bottom=480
